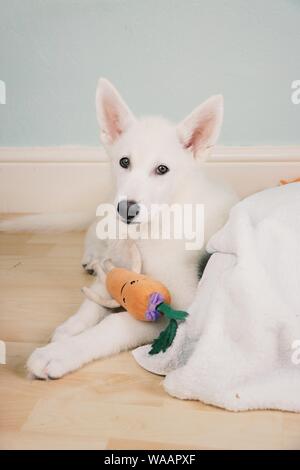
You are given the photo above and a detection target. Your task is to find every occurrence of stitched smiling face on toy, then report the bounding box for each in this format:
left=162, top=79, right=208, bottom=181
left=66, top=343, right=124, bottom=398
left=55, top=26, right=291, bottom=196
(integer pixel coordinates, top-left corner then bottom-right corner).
left=106, top=268, right=171, bottom=321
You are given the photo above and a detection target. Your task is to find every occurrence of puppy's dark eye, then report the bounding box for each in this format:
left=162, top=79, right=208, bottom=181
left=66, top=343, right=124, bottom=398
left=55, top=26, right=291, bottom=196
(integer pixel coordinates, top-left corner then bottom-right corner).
left=119, top=156, right=130, bottom=169
left=155, top=164, right=169, bottom=175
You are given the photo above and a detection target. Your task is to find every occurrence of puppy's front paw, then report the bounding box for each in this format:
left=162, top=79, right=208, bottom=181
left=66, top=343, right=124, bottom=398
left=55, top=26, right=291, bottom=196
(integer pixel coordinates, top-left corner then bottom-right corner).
left=27, top=343, right=72, bottom=380
left=81, top=253, right=101, bottom=275
left=81, top=241, right=108, bottom=275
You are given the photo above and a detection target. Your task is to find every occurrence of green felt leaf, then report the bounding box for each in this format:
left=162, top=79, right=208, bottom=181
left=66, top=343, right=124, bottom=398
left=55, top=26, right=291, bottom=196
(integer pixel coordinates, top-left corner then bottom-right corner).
left=157, top=302, right=188, bottom=320
left=149, top=319, right=178, bottom=355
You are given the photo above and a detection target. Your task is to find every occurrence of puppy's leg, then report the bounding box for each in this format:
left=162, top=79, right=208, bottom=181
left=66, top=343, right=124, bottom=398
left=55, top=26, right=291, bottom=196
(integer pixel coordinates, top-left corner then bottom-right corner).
left=51, top=280, right=110, bottom=342
left=27, top=312, right=164, bottom=379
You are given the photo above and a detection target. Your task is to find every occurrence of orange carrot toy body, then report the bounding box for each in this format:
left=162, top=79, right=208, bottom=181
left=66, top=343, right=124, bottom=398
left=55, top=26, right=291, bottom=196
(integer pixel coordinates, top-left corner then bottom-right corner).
left=106, top=268, right=171, bottom=322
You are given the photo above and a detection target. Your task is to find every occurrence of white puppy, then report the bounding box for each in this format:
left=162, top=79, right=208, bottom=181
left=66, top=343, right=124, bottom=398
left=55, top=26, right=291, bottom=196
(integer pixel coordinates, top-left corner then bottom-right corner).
left=26, top=79, right=237, bottom=379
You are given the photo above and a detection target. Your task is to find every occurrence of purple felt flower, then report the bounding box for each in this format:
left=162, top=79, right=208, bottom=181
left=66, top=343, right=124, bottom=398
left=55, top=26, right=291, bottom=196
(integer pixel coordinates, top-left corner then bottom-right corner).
left=145, top=292, right=164, bottom=321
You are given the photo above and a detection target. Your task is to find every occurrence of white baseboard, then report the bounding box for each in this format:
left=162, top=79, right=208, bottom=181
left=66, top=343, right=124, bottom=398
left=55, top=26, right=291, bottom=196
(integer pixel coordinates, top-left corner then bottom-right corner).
left=0, top=146, right=300, bottom=213
left=210, top=145, right=300, bottom=162
left=0, top=146, right=107, bottom=163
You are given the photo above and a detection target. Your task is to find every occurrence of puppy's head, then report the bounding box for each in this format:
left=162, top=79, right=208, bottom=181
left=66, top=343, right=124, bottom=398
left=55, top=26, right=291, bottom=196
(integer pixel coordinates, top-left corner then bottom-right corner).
left=96, top=78, right=223, bottom=225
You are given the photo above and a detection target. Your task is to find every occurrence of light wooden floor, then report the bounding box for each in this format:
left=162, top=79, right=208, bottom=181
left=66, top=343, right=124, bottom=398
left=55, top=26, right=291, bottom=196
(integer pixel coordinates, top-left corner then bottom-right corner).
left=0, top=229, right=299, bottom=450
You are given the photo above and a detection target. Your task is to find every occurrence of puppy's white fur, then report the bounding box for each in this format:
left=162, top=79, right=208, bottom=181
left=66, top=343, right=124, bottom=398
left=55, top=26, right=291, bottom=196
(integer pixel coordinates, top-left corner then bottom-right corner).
left=27, top=79, right=237, bottom=379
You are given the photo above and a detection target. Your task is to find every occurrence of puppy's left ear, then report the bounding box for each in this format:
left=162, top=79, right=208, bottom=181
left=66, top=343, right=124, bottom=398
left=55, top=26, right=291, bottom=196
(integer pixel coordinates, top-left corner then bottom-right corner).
left=96, top=78, right=136, bottom=146
left=177, top=95, right=223, bottom=159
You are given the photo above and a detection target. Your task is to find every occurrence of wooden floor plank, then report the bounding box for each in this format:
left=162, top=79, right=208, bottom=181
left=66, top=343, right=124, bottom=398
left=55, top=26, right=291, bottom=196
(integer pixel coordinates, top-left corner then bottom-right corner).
left=0, top=229, right=299, bottom=449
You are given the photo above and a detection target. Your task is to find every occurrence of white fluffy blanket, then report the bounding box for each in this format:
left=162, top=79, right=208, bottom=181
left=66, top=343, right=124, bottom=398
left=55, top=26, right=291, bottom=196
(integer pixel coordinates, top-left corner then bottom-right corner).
left=133, top=183, right=300, bottom=411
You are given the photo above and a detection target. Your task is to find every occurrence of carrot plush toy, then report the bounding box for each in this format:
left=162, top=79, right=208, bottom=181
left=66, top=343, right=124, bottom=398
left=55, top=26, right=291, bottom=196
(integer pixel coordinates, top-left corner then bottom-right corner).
left=82, top=243, right=188, bottom=355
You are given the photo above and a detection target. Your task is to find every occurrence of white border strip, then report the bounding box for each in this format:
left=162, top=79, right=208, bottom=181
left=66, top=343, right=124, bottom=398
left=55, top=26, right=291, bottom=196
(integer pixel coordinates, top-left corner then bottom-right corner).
left=0, top=145, right=299, bottom=164
left=210, top=145, right=300, bottom=162
left=0, top=146, right=108, bottom=163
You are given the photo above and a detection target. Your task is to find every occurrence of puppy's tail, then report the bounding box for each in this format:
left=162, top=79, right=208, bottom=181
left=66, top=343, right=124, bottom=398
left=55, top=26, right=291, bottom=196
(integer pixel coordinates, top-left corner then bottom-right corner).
left=0, top=211, right=95, bottom=233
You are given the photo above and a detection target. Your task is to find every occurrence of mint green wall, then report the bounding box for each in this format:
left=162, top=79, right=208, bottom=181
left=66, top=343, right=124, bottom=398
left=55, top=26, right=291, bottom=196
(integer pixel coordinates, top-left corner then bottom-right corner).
left=0, top=0, right=299, bottom=146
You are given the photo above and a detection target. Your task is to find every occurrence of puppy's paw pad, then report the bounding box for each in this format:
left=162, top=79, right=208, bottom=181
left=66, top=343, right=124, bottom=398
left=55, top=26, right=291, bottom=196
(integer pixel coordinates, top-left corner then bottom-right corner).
left=81, top=248, right=104, bottom=275
left=81, top=258, right=98, bottom=275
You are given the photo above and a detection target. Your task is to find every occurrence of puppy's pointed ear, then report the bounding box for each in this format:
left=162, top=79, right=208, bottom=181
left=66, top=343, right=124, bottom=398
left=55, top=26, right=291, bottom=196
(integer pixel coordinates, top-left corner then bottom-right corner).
left=177, top=95, right=223, bottom=159
left=96, top=78, right=136, bottom=145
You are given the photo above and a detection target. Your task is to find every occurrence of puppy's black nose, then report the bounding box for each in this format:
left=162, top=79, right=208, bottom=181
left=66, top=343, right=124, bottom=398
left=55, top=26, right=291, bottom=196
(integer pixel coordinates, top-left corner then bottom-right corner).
left=117, top=200, right=140, bottom=224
